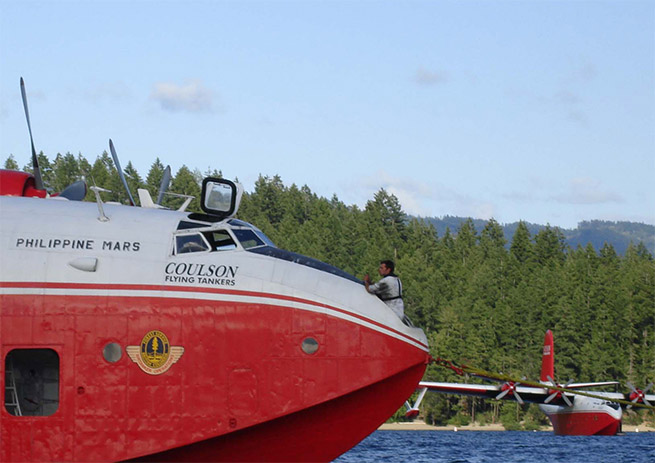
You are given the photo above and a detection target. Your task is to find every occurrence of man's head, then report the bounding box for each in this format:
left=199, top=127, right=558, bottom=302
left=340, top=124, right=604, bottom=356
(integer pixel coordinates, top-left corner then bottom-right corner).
left=378, top=260, right=395, bottom=276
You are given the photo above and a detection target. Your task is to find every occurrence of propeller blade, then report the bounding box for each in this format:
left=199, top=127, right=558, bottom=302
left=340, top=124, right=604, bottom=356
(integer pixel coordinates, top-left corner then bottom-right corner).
left=544, top=376, right=573, bottom=406
left=562, top=393, right=572, bottom=407
left=20, top=78, right=44, bottom=191
left=156, top=165, right=171, bottom=205
left=496, top=381, right=522, bottom=402
left=58, top=180, right=87, bottom=201
left=644, top=382, right=654, bottom=393
left=545, top=392, right=558, bottom=404
left=109, top=139, right=136, bottom=206
left=627, top=382, right=637, bottom=393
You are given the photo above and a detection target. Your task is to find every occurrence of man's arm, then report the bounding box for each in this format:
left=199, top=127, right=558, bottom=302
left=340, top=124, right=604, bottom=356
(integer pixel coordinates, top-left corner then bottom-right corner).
left=366, top=277, right=389, bottom=296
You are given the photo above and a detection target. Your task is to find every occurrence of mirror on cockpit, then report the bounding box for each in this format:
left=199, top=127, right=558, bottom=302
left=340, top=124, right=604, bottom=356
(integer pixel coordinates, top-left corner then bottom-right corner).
left=200, top=177, right=243, bottom=219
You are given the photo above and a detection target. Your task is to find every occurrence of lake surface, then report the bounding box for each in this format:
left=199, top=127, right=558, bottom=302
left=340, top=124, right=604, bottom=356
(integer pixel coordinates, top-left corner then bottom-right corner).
left=334, top=430, right=655, bottom=463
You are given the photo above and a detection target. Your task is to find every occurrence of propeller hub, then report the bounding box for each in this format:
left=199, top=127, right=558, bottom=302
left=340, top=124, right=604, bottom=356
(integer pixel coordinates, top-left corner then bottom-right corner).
left=501, top=382, right=516, bottom=393
left=629, top=390, right=644, bottom=402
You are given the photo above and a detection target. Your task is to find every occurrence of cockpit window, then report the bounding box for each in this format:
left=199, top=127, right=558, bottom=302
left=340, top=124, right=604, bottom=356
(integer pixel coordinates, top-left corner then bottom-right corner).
left=255, top=230, right=276, bottom=248
left=605, top=402, right=620, bottom=410
left=175, top=234, right=210, bottom=254
left=232, top=229, right=266, bottom=249
left=203, top=230, right=237, bottom=251
left=228, top=219, right=277, bottom=247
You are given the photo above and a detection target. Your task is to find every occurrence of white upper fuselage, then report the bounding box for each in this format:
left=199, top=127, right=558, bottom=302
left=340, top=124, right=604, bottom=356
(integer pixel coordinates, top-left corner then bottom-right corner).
left=539, top=393, right=623, bottom=421
left=0, top=195, right=428, bottom=351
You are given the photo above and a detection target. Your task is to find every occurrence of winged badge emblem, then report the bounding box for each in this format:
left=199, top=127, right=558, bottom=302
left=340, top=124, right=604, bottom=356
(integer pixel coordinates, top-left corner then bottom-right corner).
left=127, top=330, right=185, bottom=375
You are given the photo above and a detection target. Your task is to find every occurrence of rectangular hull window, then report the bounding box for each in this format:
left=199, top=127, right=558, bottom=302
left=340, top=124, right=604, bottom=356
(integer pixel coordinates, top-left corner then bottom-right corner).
left=5, top=349, right=59, bottom=416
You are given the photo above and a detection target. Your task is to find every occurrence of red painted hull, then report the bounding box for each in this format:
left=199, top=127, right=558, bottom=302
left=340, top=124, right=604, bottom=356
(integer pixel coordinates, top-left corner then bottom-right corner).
left=1, top=286, right=429, bottom=461
left=135, top=363, right=426, bottom=462
left=546, top=411, right=621, bottom=436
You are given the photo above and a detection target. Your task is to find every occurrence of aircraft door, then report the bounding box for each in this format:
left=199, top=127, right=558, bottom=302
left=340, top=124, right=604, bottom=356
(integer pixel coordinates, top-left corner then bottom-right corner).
left=2, top=346, right=67, bottom=462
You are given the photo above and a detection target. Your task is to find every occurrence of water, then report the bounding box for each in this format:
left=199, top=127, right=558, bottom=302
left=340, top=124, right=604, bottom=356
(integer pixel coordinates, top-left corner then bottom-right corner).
left=334, top=430, right=655, bottom=463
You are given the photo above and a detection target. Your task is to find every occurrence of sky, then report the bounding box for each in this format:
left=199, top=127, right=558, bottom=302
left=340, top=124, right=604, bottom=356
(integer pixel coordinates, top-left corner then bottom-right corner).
left=1, top=0, right=653, bottom=229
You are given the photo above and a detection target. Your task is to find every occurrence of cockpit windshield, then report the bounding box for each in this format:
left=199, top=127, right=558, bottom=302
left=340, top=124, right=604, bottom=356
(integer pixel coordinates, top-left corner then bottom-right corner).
left=231, top=229, right=265, bottom=250
left=172, top=219, right=360, bottom=286
left=204, top=230, right=237, bottom=251
left=174, top=219, right=275, bottom=255
left=228, top=219, right=276, bottom=248
left=175, top=234, right=210, bottom=254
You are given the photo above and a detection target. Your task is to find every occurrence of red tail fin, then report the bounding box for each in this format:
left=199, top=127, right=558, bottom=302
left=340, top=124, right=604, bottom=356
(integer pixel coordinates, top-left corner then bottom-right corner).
left=540, top=330, right=554, bottom=382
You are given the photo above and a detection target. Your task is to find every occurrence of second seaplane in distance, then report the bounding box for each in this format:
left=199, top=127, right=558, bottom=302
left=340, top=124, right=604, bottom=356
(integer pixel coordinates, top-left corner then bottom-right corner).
left=406, top=330, right=654, bottom=435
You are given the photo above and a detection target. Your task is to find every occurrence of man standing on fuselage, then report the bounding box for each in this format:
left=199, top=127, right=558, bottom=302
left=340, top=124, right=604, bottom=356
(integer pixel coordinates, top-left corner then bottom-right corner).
left=364, top=260, right=404, bottom=319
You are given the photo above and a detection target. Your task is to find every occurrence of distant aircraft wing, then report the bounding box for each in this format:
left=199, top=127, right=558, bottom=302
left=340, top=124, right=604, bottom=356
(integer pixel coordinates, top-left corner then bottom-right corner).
left=419, top=381, right=503, bottom=398
left=411, top=380, right=655, bottom=412
left=410, top=381, right=575, bottom=409
left=595, top=389, right=655, bottom=408
left=567, top=381, right=620, bottom=389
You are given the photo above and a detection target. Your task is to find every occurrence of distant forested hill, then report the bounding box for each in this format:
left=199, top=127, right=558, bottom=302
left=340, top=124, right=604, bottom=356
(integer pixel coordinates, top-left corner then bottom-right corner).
left=423, top=216, right=655, bottom=256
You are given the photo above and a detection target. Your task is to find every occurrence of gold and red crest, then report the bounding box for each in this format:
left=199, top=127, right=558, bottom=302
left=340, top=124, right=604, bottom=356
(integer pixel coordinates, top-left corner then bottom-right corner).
left=127, top=330, right=184, bottom=375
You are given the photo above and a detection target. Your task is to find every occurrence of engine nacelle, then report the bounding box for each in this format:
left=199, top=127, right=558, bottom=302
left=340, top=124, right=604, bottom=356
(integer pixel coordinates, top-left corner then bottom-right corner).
left=0, top=169, right=47, bottom=198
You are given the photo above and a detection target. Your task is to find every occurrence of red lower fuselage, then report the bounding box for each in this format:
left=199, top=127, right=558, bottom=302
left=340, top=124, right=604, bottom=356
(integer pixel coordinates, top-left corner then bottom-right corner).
left=540, top=397, right=622, bottom=436
left=1, top=285, right=429, bottom=461
left=546, top=411, right=621, bottom=436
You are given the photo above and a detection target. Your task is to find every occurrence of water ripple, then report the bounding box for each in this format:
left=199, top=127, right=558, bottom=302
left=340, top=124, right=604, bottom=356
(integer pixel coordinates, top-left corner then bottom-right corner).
left=334, top=430, right=655, bottom=463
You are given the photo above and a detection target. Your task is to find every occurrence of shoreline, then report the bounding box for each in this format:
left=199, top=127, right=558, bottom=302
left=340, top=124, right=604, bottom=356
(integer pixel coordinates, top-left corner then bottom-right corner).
left=379, top=421, right=655, bottom=433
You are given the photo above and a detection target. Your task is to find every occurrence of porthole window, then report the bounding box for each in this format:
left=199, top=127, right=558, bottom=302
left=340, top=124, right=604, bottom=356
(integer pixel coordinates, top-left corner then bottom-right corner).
left=301, top=337, right=319, bottom=355
left=5, top=349, right=59, bottom=416
left=103, top=343, right=122, bottom=363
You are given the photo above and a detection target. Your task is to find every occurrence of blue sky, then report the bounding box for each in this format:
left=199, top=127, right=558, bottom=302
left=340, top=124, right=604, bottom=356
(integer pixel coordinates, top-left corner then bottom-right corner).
left=1, top=0, right=653, bottom=229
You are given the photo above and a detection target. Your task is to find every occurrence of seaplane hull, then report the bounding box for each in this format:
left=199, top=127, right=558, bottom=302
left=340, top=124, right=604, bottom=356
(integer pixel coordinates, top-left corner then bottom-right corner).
left=540, top=395, right=623, bottom=436
left=2, top=284, right=428, bottom=461
left=136, top=363, right=427, bottom=462
left=1, top=195, right=429, bottom=462
left=543, top=409, right=621, bottom=436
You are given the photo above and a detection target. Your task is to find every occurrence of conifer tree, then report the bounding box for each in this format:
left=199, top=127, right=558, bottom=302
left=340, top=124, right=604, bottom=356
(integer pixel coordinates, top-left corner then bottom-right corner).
left=51, top=152, right=81, bottom=193
left=169, top=165, right=201, bottom=211
left=146, top=158, right=166, bottom=199
left=123, top=161, right=143, bottom=203
left=4, top=155, right=19, bottom=170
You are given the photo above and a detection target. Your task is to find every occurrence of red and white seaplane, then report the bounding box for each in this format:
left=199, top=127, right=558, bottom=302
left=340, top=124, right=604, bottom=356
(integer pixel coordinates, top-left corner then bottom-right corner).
left=406, top=330, right=654, bottom=435
left=0, top=79, right=430, bottom=461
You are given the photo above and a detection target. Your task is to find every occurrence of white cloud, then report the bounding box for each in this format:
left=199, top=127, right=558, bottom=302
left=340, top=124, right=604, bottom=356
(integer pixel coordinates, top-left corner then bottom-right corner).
left=349, top=170, right=497, bottom=220
left=85, top=81, right=132, bottom=103
left=554, top=90, right=580, bottom=105
left=150, top=80, right=215, bottom=113
left=414, top=68, right=449, bottom=86
left=552, top=177, right=623, bottom=205
left=355, top=170, right=434, bottom=216
left=570, top=63, right=598, bottom=84
left=470, top=202, right=496, bottom=221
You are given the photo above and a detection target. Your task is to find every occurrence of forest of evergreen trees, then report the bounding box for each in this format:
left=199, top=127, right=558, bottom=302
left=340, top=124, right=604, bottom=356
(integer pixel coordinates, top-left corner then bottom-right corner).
left=425, top=216, right=655, bottom=256
left=4, top=151, right=655, bottom=428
